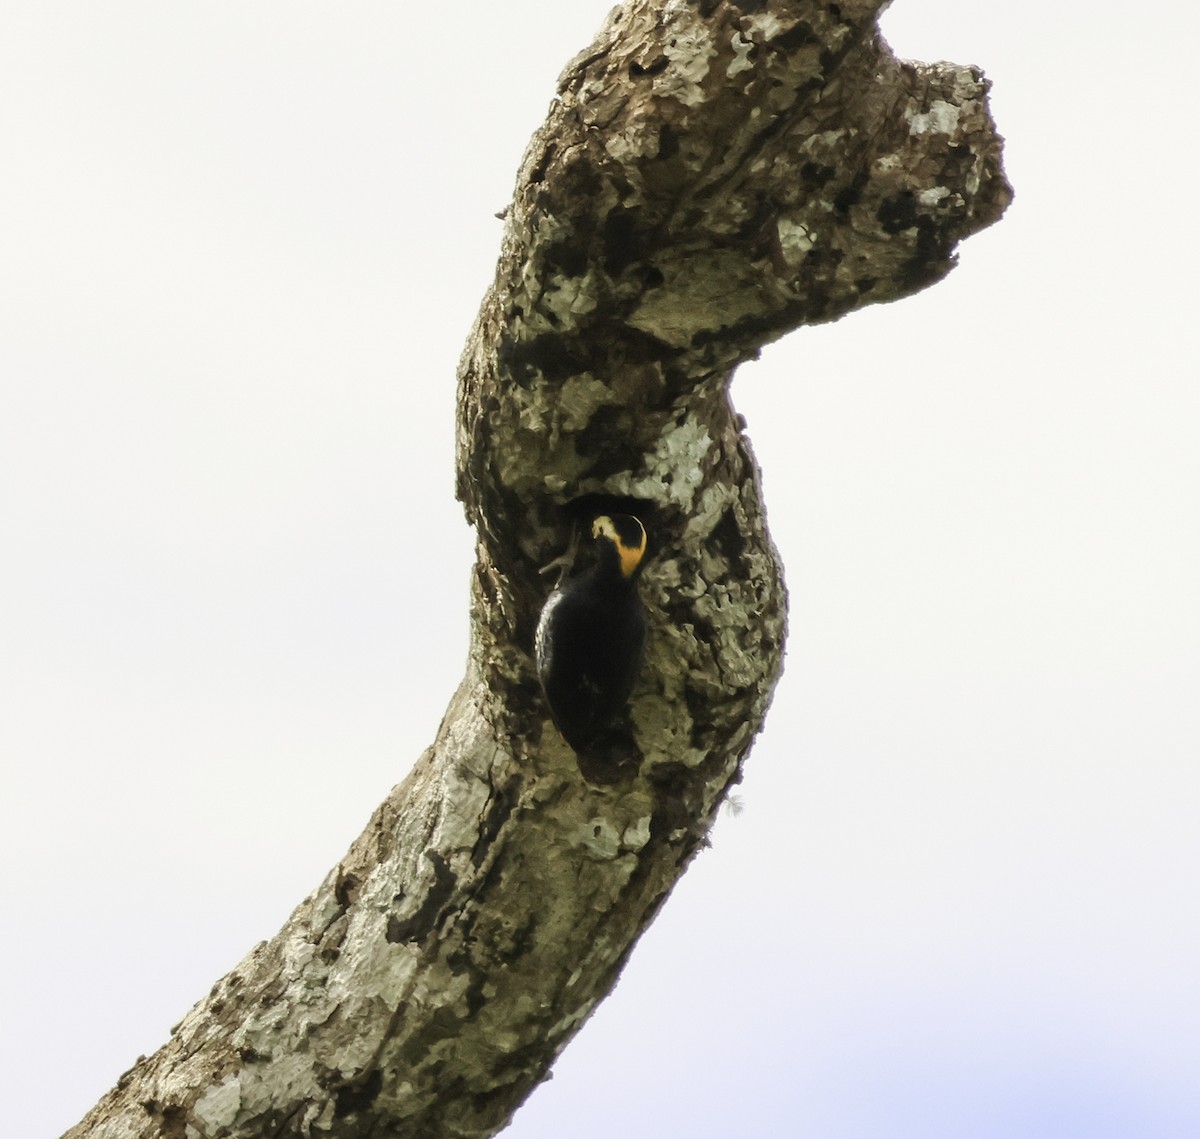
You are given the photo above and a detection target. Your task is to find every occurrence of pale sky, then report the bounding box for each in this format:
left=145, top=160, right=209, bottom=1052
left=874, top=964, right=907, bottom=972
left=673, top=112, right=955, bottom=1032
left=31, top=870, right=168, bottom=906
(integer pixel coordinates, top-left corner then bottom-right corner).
left=3, top=3, right=1198, bottom=1137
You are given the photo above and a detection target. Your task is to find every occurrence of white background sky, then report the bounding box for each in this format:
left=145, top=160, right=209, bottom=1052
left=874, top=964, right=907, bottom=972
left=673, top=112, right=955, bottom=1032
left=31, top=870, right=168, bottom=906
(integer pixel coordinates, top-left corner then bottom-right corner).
left=2, top=3, right=1197, bottom=1136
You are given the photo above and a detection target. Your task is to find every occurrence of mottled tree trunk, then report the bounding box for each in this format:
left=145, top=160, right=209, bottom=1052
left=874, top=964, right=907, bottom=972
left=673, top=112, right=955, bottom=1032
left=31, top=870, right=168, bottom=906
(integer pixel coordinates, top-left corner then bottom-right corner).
left=67, top=3, right=1009, bottom=1137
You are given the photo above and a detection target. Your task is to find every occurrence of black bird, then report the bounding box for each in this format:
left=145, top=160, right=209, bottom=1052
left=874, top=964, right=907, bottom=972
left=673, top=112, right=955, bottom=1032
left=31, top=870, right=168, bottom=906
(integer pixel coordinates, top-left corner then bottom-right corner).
left=535, top=514, right=648, bottom=763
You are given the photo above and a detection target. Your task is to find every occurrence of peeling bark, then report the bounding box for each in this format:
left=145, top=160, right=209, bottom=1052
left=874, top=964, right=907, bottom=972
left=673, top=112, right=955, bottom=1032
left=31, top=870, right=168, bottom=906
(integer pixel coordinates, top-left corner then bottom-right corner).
left=66, top=3, right=1009, bottom=1137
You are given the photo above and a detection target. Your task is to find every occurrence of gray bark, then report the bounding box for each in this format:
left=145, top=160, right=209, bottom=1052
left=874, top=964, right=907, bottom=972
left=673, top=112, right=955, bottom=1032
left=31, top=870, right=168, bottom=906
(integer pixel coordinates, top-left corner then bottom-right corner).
left=66, top=2, right=1009, bottom=1137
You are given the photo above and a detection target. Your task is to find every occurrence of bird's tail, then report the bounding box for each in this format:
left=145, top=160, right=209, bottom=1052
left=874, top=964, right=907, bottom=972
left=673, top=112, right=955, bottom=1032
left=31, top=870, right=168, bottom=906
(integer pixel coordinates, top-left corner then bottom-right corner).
left=574, top=726, right=641, bottom=785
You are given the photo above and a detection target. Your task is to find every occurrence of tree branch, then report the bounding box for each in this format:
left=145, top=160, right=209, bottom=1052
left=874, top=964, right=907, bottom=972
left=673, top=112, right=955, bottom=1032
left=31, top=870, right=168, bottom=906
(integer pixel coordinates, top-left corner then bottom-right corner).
left=66, top=3, right=1009, bottom=1137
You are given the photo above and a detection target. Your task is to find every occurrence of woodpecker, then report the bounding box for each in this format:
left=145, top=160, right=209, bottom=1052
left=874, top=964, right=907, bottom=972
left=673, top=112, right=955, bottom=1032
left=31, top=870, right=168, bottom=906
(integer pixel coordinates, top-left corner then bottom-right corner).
left=535, top=514, right=648, bottom=763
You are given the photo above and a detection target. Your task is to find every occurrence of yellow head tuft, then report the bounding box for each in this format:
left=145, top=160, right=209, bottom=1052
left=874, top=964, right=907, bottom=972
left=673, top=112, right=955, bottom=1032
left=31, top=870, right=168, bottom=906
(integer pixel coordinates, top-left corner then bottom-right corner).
left=592, top=514, right=647, bottom=579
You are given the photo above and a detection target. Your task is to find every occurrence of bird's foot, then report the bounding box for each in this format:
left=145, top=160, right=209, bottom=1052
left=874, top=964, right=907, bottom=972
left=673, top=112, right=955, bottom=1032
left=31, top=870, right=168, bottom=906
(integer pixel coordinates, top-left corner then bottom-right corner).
left=539, top=527, right=580, bottom=586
